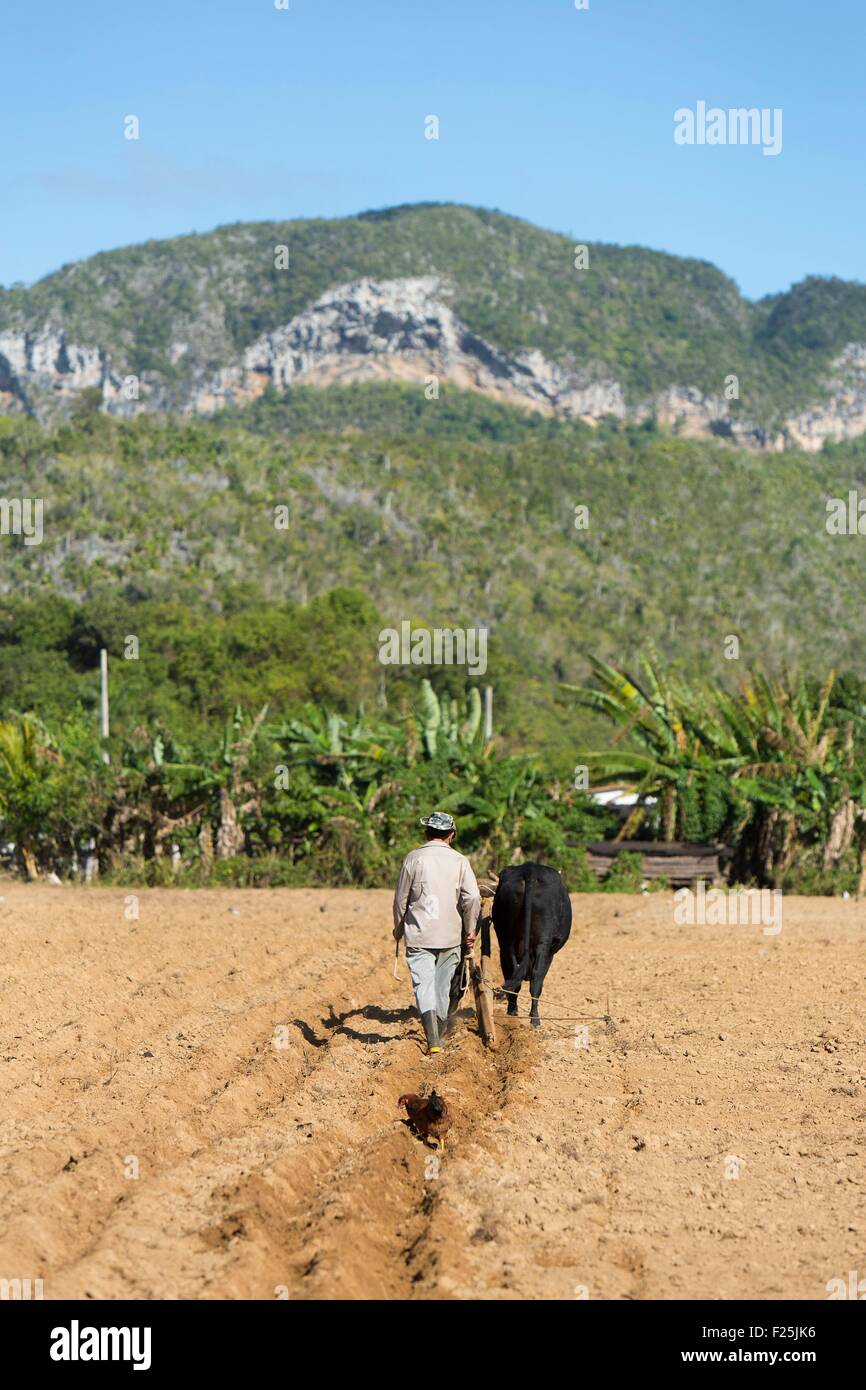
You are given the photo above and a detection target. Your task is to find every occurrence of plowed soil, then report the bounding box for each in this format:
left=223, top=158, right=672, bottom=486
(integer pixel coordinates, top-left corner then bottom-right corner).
left=1, top=884, right=863, bottom=1300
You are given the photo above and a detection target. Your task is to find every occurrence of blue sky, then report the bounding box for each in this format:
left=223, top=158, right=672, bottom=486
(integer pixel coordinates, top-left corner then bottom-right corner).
left=3, top=0, right=863, bottom=298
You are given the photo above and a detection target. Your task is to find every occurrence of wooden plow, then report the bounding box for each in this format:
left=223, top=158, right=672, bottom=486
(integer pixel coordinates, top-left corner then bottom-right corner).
left=469, top=931, right=496, bottom=1048
left=446, top=878, right=498, bottom=1048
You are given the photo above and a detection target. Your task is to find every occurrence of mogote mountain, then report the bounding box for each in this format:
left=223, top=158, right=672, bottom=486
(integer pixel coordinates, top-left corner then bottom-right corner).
left=2, top=202, right=866, bottom=450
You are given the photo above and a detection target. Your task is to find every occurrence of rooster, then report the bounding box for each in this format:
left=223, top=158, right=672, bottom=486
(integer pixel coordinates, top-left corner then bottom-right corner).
left=398, top=1089, right=451, bottom=1150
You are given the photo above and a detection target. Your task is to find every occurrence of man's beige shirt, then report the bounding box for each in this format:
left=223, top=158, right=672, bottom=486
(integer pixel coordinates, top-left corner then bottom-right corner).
left=393, top=841, right=482, bottom=949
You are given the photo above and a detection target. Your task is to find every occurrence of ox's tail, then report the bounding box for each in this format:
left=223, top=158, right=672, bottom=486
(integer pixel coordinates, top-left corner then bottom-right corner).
left=508, top=877, right=534, bottom=987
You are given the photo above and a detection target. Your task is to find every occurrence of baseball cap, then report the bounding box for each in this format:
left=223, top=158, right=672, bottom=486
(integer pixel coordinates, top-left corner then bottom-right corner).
left=420, top=810, right=456, bottom=832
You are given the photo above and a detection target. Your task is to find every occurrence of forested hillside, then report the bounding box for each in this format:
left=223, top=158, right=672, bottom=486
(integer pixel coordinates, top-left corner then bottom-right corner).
left=3, top=204, right=866, bottom=429
left=3, top=384, right=866, bottom=775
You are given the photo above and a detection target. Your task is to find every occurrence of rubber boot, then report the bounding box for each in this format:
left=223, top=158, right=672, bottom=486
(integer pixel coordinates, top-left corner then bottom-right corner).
left=421, top=1010, right=441, bottom=1054
left=438, top=1013, right=453, bottom=1044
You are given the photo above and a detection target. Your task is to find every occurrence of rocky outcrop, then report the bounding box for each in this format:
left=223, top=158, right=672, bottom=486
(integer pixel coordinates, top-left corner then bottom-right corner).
left=637, top=386, right=783, bottom=450
left=188, top=276, right=626, bottom=422
left=783, top=344, right=866, bottom=450
left=0, top=328, right=128, bottom=415
left=2, top=277, right=866, bottom=452
left=637, top=351, right=866, bottom=451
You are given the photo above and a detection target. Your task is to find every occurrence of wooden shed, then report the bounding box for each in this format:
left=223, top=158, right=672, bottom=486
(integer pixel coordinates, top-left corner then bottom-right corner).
left=585, top=840, right=728, bottom=886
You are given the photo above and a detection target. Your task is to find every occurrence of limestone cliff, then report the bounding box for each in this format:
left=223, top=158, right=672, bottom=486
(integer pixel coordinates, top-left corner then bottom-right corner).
left=1, top=274, right=864, bottom=452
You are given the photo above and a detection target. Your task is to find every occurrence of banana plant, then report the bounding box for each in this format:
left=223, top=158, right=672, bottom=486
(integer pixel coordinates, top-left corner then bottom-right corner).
left=272, top=703, right=402, bottom=789
left=0, top=714, right=64, bottom=878
left=563, top=652, right=739, bottom=841
left=566, top=653, right=866, bottom=885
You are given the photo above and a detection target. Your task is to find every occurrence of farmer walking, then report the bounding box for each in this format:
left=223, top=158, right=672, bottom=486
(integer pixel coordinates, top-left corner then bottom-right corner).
left=393, top=811, right=482, bottom=1054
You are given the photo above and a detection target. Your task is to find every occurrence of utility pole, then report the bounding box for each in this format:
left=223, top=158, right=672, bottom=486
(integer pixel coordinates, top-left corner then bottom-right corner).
left=100, top=648, right=110, bottom=765
left=483, top=684, right=493, bottom=742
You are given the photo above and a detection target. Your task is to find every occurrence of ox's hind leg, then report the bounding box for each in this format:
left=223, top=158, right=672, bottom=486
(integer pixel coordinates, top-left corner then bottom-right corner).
left=528, top=946, right=551, bottom=1028
left=500, top=947, right=521, bottom=1015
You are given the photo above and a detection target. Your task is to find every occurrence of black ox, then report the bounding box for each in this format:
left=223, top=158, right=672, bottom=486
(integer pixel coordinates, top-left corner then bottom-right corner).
left=484, top=861, right=572, bottom=1027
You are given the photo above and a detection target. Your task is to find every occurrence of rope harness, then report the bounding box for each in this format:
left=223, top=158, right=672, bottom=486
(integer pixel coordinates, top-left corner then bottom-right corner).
left=395, top=938, right=613, bottom=1026
left=493, top=981, right=614, bottom=1024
